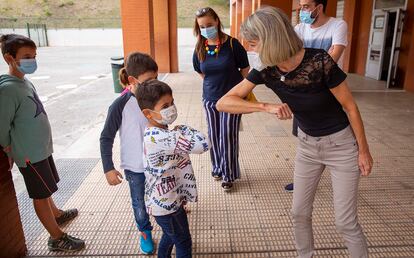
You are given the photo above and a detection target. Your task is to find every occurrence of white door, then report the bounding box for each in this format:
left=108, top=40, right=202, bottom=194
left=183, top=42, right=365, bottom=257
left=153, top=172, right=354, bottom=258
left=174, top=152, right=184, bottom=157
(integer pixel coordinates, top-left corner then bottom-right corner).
left=366, top=10, right=388, bottom=80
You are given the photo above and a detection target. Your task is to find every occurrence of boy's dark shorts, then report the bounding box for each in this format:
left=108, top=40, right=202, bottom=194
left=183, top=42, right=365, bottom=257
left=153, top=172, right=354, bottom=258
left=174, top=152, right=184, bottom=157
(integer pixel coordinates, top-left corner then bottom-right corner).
left=18, top=156, right=60, bottom=199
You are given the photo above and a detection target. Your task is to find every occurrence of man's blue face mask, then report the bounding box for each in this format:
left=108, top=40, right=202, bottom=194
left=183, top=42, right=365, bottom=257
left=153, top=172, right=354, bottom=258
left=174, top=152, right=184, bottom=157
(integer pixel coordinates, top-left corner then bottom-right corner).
left=299, top=7, right=318, bottom=25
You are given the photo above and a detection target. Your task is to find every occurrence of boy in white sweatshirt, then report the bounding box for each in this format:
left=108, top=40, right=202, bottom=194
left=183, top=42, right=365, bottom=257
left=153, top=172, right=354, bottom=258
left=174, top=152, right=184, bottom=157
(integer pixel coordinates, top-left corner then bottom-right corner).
left=136, top=79, right=210, bottom=258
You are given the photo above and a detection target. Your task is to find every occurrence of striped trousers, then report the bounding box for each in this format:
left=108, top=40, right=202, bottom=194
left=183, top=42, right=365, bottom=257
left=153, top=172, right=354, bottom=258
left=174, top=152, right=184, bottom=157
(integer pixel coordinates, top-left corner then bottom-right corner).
left=203, top=100, right=242, bottom=183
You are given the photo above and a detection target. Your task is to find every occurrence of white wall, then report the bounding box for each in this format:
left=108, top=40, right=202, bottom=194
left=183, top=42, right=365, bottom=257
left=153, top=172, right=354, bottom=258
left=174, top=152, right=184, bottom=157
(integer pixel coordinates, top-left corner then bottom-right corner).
left=178, top=28, right=196, bottom=46
left=47, top=28, right=123, bottom=46
left=0, top=28, right=231, bottom=47
left=0, top=28, right=29, bottom=37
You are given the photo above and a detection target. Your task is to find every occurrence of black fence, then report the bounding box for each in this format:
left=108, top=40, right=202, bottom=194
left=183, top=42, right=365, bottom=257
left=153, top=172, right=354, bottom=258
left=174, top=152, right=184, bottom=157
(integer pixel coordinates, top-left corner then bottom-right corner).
left=27, top=23, right=48, bottom=47
left=0, top=17, right=121, bottom=29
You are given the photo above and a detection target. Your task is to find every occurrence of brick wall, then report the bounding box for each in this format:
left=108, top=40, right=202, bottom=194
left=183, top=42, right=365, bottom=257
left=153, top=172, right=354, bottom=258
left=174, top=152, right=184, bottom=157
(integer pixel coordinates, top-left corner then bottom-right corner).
left=230, top=0, right=293, bottom=43
left=120, top=0, right=153, bottom=57
left=342, top=0, right=373, bottom=74
left=120, top=0, right=178, bottom=73
left=0, top=150, right=26, bottom=258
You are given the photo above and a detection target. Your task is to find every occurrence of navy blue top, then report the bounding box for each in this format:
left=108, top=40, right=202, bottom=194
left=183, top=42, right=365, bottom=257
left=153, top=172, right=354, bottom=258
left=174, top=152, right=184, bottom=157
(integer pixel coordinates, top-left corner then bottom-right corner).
left=193, top=37, right=249, bottom=102
left=247, top=48, right=349, bottom=137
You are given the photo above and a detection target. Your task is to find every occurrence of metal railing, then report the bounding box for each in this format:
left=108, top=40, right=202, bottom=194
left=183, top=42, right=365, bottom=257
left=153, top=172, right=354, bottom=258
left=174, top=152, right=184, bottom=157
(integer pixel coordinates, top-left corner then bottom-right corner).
left=27, top=24, right=48, bottom=47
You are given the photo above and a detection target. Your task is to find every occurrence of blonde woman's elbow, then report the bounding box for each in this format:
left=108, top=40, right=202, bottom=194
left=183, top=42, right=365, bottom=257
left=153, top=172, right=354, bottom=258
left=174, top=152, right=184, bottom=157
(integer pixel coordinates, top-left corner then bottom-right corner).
left=216, top=96, right=227, bottom=112
left=216, top=95, right=238, bottom=113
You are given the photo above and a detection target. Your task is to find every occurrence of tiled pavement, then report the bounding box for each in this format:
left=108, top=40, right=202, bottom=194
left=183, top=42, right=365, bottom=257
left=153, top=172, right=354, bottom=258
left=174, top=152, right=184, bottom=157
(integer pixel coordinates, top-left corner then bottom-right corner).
left=22, top=72, right=414, bottom=257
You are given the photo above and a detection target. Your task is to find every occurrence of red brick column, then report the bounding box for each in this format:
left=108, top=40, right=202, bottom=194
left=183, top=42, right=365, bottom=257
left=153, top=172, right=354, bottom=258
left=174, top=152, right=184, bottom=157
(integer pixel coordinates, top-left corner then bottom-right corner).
left=259, top=0, right=293, bottom=19
left=252, top=0, right=259, bottom=12
left=168, top=0, right=178, bottom=73
left=153, top=0, right=172, bottom=72
left=120, top=0, right=178, bottom=73
left=230, top=1, right=237, bottom=37
left=0, top=150, right=26, bottom=258
left=342, top=0, right=373, bottom=74
left=230, top=0, right=293, bottom=42
left=403, top=21, right=414, bottom=92
left=325, top=0, right=338, bottom=18
left=235, top=0, right=243, bottom=38
left=241, top=0, right=253, bottom=47
left=400, top=0, right=414, bottom=92
left=120, top=0, right=153, bottom=57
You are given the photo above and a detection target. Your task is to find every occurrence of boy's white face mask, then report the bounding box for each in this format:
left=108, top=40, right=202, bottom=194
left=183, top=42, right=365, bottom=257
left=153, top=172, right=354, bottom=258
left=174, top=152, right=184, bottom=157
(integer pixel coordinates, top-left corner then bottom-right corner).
left=152, top=105, right=178, bottom=125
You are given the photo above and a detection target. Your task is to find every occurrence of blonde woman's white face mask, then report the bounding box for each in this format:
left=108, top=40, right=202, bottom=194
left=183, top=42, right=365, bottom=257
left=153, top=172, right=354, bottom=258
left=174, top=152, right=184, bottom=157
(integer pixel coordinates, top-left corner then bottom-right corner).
left=248, top=52, right=265, bottom=71
left=246, top=40, right=265, bottom=71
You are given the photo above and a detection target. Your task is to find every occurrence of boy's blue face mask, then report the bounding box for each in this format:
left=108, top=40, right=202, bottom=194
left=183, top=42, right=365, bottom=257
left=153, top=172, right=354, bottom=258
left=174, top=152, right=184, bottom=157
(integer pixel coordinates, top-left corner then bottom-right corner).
left=200, top=26, right=218, bottom=40
left=299, top=7, right=318, bottom=25
left=17, top=59, right=38, bottom=74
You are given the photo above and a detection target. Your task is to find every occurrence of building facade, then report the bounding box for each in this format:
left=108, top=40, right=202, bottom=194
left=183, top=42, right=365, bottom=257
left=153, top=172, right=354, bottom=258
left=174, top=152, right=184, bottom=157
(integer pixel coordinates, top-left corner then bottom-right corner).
left=229, top=0, right=414, bottom=92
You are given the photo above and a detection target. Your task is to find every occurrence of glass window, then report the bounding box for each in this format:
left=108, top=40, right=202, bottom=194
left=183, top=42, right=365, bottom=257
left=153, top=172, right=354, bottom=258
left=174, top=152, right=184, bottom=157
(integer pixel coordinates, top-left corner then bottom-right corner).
left=292, top=10, right=298, bottom=26
left=375, top=0, right=406, bottom=9
left=336, top=0, right=345, bottom=19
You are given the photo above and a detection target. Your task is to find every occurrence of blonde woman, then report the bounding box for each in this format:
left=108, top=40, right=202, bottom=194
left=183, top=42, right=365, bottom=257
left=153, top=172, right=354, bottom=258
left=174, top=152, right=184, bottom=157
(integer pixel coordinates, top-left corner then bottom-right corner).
left=217, top=7, right=372, bottom=258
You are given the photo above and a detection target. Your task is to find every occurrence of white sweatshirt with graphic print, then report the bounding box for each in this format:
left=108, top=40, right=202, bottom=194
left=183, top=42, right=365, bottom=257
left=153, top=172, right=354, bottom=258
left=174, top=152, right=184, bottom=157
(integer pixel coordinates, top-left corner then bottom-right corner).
left=143, top=125, right=210, bottom=216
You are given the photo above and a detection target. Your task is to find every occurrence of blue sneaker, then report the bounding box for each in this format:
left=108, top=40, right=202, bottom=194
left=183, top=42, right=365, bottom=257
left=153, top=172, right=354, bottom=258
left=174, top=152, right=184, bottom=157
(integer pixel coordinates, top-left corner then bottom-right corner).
left=140, top=230, right=154, bottom=254
left=284, top=183, right=294, bottom=193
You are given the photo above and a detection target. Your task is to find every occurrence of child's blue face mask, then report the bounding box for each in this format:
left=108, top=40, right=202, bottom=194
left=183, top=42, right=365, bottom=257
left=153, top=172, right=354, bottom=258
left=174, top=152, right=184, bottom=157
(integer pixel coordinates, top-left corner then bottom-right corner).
left=200, top=26, right=218, bottom=40
left=17, top=59, right=38, bottom=74
left=299, top=7, right=318, bottom=25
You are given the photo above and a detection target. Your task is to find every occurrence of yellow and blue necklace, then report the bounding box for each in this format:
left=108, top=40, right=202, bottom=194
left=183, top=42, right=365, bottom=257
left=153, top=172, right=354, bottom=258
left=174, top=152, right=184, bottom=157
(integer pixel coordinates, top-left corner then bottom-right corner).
left=205, top=39, right=221, bottom=56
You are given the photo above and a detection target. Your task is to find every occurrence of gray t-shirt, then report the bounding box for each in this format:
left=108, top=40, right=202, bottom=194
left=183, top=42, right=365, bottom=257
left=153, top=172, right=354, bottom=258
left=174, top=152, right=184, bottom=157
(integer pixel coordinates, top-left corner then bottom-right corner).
left=0, top=75, right=53, bottom=167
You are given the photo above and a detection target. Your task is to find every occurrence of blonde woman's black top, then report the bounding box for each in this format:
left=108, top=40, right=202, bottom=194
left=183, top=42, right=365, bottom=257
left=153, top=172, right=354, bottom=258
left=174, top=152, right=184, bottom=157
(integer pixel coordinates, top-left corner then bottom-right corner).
left=247, top=48, right=348, bottom=137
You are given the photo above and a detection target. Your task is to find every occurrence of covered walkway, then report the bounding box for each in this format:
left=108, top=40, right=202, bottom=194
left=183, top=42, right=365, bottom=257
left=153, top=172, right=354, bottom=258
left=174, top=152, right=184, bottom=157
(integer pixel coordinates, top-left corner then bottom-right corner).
left=21, top=72, right=414, bottom=257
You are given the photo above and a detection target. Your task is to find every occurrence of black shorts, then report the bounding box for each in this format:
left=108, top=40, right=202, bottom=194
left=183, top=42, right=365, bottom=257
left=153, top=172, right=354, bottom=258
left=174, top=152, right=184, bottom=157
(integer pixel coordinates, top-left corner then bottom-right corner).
left=18, top=156, right=60, bottom=199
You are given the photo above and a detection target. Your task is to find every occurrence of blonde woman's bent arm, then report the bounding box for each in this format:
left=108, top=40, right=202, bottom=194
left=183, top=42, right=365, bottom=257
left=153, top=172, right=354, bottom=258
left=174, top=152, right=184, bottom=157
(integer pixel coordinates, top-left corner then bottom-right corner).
left=240, top=66, right=250, bottom=78
left=216, top=78, right=292, bottom=119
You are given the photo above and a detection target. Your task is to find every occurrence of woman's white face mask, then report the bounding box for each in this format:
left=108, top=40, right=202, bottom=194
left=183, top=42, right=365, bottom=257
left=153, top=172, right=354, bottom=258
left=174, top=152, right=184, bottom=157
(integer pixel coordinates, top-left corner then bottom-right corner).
left=246, top=40, right=264, bottom=71
left=249, top=52, right=265, bottom=71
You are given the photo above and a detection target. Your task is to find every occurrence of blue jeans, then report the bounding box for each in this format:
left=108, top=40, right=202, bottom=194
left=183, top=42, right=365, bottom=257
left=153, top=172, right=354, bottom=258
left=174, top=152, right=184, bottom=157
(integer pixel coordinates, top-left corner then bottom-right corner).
left=124, top=170, right=152, bottom=232
left=154, top=206, right=192, bottom=258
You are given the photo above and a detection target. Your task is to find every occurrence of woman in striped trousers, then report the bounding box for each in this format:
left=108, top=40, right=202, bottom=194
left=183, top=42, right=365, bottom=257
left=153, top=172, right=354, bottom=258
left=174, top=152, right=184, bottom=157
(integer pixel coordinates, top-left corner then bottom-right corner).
left=192, top=7, right=250, bottom=191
